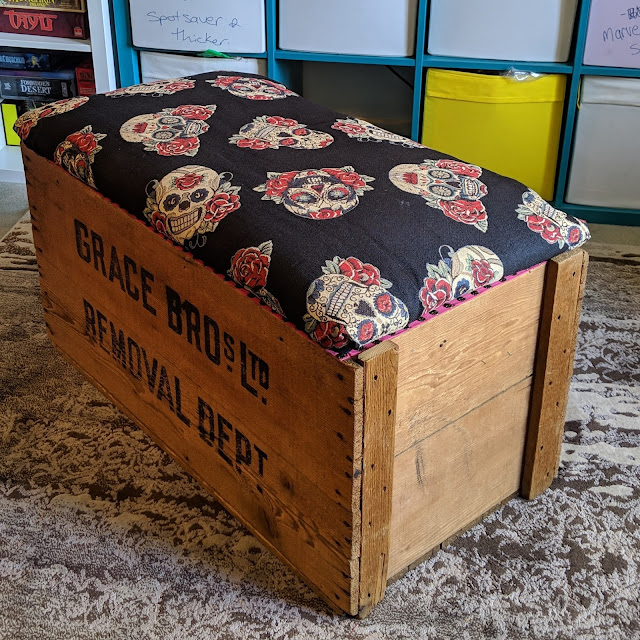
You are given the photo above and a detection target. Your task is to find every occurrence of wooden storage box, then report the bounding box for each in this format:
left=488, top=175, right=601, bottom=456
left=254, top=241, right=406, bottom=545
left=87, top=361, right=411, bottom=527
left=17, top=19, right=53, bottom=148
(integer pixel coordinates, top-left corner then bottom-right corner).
left=23, top=145, right=587, bottom=617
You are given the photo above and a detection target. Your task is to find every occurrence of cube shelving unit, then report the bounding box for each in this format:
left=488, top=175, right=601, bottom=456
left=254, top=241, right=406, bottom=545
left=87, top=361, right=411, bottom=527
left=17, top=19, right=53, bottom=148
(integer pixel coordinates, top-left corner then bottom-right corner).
left=111, top=0, right=640, bottom=226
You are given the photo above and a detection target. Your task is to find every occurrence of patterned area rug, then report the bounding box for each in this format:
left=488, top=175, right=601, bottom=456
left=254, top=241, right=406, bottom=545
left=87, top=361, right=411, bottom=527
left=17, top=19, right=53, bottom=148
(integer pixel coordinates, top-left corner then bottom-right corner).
left=1, top=216, right=639, bottom=640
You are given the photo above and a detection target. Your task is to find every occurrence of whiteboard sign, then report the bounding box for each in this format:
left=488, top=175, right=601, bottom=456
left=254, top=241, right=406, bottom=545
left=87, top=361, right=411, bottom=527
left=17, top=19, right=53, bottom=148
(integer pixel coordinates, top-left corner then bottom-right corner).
left=129, top=0, right=267, bottom=54
left=583, top=0, right=640, bottom=68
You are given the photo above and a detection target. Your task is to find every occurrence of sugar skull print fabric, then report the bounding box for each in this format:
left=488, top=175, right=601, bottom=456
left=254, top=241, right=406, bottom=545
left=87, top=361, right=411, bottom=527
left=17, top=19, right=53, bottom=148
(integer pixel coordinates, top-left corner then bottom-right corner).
left=230, top=116, right=333, bottom=150
left=419, top=246, right=504, bottom=316
left=305, top=257, right=409, bottom=348
left=389, top=159, right=489, bottom=232
left=332, top=117, right=424, bottom=148
left=120, top=105, right=216, bottom=157
left=54, top=126, right=105, bottom=190
left=16, top=70, right=591, bottom=357
left=144, top=165, right=241, bottom=247
left=105, top=78, right=195, bottom=98
left=517, top=190, right=590, bottom=249
left=254, top=167, right=374, bottom=219
left=208, top=76, right=298, bottom=100
left=228, top=241, right=284, bottom=316
left=14, top=96, right=89, bottom=140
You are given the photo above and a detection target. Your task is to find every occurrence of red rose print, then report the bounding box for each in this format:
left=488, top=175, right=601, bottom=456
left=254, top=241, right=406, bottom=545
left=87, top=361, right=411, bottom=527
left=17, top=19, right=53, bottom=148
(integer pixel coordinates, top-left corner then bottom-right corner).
left=324, top=168, right=365, bottom=188
left=237, top=138, right=274, bottom=150
left=339, top=257, right=381, bottom=286
left=375, top=293, right=394, bottom=314
left=163, top=80, right=195, bottom=93
left=279, top=138, right=296, bottom=146
left=419, top=277, right=452, bottom=313
left=16, top=121, right=33, bottom=140
left=214, top=76, right=238, bottom=87
left=309, top=208, right=343, bottom=220
left=265, top=171, right=296, bottom=196
left=312, top=321, right=350, bottom=349
left=38, top=107, right=55, bottom=119
left=175, top=173, right=203, bottom=190
left=171, top=105, right=214, bottom=120
left=439, top=199, right=487, bottom=226
left=67, top=131, right=98, bottom=153
left=319, top=138, right=332, bottom=148
left=156, top=137, right=200, bottom=156
left=526, top=215, right=563, bottom=244
left=567, top=226, right=582, bottom=245
left=358, top=321, right=376, bottom=344
left=266, top=116, right=297, bottom=127
left=231, top=247, right=269, bottom=289
left=204, top=192, right=240, bottom=222
left=471, top=259, right=495, bottom=286
left=151, top=211, right=167, bottom=233
left=436, top=159, right=482, bottom=179
left=332, top=121, right=367, bottom=136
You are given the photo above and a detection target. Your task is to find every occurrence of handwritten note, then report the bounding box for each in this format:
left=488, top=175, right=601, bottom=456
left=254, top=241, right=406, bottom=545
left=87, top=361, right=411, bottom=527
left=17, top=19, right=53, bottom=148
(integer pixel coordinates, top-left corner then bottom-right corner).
left=129, top=0, right=266, bottom=54
left=584, top=0, right=640, bottom=68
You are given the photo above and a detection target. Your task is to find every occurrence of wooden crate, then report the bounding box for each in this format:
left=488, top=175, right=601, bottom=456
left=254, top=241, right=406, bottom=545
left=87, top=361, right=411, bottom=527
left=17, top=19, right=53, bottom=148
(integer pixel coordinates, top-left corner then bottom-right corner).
left=23, top=146, right=588, bottom=617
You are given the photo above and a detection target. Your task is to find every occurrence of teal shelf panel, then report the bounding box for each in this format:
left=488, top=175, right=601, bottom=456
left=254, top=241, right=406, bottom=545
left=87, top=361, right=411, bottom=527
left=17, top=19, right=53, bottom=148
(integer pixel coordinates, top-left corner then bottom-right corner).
left=274, top=50, right=416, bottom=67
left=109, top=0, right=640, bottom=226
left=580, top=64, right=640, bottom=77
left=556, top=203, right=640, bottom=226
left=423, top=55, right=573, bottom=75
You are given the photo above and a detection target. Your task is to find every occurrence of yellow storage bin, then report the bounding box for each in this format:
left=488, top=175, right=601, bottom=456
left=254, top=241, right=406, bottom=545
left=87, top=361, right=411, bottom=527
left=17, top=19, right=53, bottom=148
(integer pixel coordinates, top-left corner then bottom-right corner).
left=421, top=69, right=566, bottom=200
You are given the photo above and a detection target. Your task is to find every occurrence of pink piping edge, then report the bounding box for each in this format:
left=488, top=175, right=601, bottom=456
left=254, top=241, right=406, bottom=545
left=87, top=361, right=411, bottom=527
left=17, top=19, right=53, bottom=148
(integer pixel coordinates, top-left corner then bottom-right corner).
left=38, top=155, right=547, bottom=363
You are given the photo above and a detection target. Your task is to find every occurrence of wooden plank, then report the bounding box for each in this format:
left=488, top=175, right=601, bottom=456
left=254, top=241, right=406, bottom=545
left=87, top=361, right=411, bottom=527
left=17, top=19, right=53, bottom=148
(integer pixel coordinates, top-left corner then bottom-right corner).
left=24, top=147, right=364, bottom=614
left=391, top=266, right=545, bottom=456
left=521, top=250, right=588, bottom=500
left=388, top=378, right=531, bottom=578
left=356, top=342, right=398, bottom=618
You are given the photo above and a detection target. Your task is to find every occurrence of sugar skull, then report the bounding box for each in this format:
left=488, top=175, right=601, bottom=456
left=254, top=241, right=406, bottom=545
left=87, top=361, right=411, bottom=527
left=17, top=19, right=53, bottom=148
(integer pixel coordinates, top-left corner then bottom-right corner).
left=254, top=167, right=374, bottom=219
left=389, top=158, right=489, bottom=232
left=332, top=117, right=424, bottom=148
left=517, top=189, right=590, bottom=249
left=306, top=273, right=409, bottom=347
left=419, top=245, right=504, bottom=315
left=120, top=104, right=216, bottom=157
left=230, top=115, right=333, bottom=150
left=207, top=75, right=298, bottom=100
left=14, top=96, right=89, bottom=140
left=144, top=165, right=241, bottom=246
left=105, top=78, right=195, bottom=98
left=53, top=125, right=106, bottom=190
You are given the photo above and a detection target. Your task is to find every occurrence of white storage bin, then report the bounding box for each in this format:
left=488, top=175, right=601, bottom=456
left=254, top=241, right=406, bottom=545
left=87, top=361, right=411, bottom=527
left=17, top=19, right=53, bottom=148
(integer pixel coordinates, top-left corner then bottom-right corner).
left=279, top=0, right=418, bottom=57
left=302, top=62, right=413, bottom=137
left=566, top=76, right=640, bottom=209
left=130, top=0, right=266, bottom=54
left=428, top=0, right=578, bottom=62
left=140, top=52, right=267, bottom=84
left=583, top=0, right=640, bottom=69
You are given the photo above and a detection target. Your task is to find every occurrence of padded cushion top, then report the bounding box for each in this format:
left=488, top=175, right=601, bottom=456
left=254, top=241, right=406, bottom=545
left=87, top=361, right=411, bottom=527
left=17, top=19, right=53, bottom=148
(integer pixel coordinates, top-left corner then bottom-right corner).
left=15, top=72, right=590, bottom=355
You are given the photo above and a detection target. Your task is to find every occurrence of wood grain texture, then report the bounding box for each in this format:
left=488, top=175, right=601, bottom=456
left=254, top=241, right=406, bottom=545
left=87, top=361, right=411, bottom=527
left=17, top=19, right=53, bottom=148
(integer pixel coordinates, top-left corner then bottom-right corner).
left=521, top=250, right=588, bottom=500
left=24, top=147, right=364, bottom=615
left=391, top=266, right=545, bottom=456
left=388, top=378, right=532, bottom=578
left=356, top=342, right=398, bottom=618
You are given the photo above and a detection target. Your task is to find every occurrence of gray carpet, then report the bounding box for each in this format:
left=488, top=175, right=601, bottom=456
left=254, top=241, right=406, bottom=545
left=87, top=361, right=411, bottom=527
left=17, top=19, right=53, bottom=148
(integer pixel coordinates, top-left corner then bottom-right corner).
left=1, top=216, right=639, bottom=640
left=0, top=182, right=29, bottom=240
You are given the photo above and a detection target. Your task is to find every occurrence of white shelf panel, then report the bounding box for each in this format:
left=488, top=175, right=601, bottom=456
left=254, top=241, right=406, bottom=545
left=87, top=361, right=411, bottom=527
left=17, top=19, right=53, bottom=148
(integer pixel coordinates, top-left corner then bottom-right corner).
left=0, top=145, right=25, bottom=183
left=0, top=32, right=91, bottom=52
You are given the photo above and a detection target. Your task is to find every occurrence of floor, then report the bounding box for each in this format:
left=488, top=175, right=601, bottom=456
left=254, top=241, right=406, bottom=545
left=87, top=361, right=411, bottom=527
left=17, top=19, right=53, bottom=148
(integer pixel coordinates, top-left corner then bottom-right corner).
left=1, top=180, right=639, bottom=246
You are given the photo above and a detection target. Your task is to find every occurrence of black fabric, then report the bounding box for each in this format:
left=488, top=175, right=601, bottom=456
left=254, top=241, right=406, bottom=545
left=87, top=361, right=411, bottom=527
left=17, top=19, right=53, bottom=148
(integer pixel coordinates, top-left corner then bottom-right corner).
left=15, top=71, right=590, bottom=355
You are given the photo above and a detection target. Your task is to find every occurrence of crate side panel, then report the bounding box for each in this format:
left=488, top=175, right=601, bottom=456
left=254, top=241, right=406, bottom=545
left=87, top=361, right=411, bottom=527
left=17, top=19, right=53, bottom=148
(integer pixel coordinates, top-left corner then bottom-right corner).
left=392, top=267, right=545, bottom=456
left=388, top=377, right=531, bottom=578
